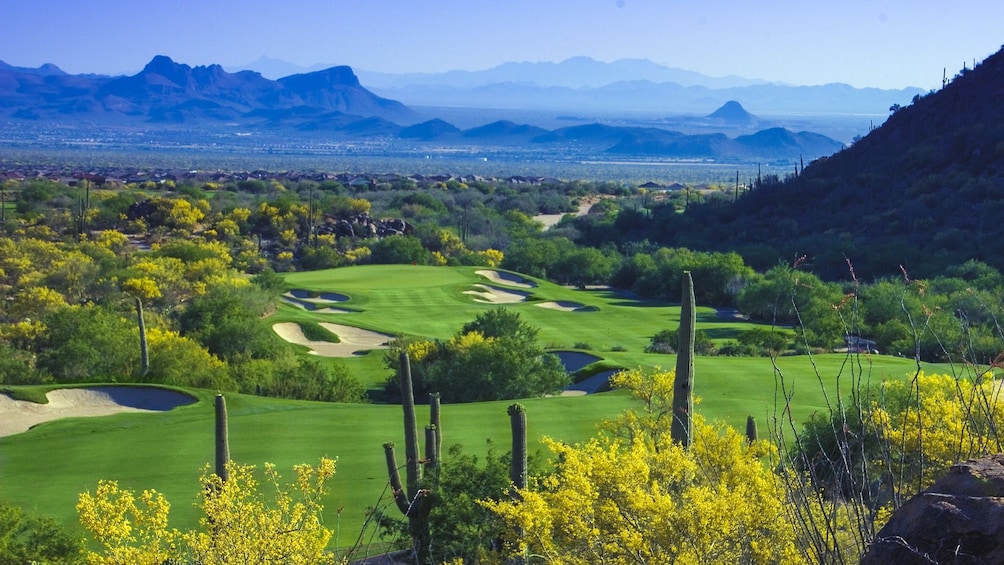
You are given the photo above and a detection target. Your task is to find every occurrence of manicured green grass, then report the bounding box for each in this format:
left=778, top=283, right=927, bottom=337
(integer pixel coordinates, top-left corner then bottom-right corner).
left=274, top=265, right=764, bottom=388
left=0, top=265, right=945, bottom=553
left=298, top=321, right=341, bottom=343
left=0, top=386, right=636, bottom=553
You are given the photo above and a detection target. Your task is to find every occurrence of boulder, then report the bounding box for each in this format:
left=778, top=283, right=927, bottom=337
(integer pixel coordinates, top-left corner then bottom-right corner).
left=860, top=454, right=1004, bottom=564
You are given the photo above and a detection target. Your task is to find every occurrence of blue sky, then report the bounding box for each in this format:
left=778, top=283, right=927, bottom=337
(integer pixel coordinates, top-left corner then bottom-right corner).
left=1, top=0, right=1001, bottom=90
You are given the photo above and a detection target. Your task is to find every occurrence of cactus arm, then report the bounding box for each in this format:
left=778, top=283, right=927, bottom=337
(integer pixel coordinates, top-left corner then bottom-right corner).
left=384, top=442, right=411, bottom=515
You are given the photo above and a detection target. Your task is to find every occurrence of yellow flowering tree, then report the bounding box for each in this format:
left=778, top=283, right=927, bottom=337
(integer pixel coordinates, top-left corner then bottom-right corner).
left=484, top=367, right=802, bottom=564
left=76, top=481, right=174, bottom=565
left=180, top=459, right=337, bottom=564
left=872, top=371, right=1004, bottom=494
left=77, top=458, right=338, bottom=565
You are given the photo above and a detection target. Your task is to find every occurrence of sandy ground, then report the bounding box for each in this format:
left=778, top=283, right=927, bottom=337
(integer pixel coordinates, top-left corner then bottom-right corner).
left=463, top=284, right=529, bottom=304
left=536, top=300, right=586, bottom=312
left=282, top=290, right=354, bottom=313
left=272, top=322, right=394, bottom=357
left=0, top=386, right=196, bottom=438
left=281, top=296, right=354, bottom=313
left=532, top=197, right=600, bottom=229
left=475, top=270, right=536, bottom=288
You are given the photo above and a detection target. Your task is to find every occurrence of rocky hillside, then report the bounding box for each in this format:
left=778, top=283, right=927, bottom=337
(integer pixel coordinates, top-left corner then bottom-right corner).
left=653, top=45, right=1004, bottom=279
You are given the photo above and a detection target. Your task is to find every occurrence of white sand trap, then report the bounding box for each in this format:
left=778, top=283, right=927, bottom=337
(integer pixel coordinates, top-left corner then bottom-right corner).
left=0, top=386, right=196, bottom=438
left=282, top=291, right=353, bottom=313
left=281, top=297, right=354, bottom=314
left=536, top=300, right=586, bottom=312
left=463, top=284, right=529, bottom=304
left=272, top=322, right=393, bottom=357
left=475, top=270, right=536, bottom=288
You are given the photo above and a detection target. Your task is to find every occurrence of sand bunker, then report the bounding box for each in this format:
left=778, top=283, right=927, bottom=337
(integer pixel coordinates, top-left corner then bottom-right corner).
left=463, top=284, right=529, bottom=304
left=272, top=322, right=393, bottom=357
left=536, top=300, right=587, bottom=312
left=286, top=289, right=350, bottom=302
left=282, top=290, right=353, bottom=313
left=281, top=296, right=353, bottom=313
left=0, top=386, right=196, bottom=438
left=475, top=270, right=536, bottom=289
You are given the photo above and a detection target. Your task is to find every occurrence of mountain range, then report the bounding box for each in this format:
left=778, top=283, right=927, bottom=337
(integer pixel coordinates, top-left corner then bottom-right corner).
left=349, top=56, right=923, bottom=116
left=1, top=55, right=853, bottom=162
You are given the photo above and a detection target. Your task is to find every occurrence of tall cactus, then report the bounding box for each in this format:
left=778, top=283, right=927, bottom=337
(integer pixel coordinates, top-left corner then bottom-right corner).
left=429, top=392, right=442, bottom=467
left=508, top=403, right=527, bottom=495
left=746, top=415, right=758, bottom=444
left=672, top=271, right=695, bottom=448
left=383, top=353, right=439, bottom=563
left=136, top=297, right=149, bottom=377
left=509, top=403, right=528, bottom=565
left=214, top=394, right=230, bottom=482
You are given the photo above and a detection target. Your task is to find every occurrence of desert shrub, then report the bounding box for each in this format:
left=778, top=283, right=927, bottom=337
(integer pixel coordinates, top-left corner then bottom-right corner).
left=646, top=328, right=714, bottom=355
left=645, top=329, right=676, bottom=354
left=377, top=442, right=530, bottom=563
left=234, top=357, right=364, bottom=402
left=716, top=341, right=759, bottom=357
left=0, top=342, right=50, bottom=385
left=736, top=327, right=790, bottom=356
left=0, top=502, right=84, bottom=564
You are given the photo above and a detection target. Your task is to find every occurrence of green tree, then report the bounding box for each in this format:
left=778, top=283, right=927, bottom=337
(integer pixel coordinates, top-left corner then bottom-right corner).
left=367, top=235, right=430, bottom=265
left=737, top=264, right=844, bottom=348
left=179, top=283, right=284, bottom=362
left=396, top=308, right=569, bottom=402
left=38, top=305, right=139, bottom=382
left=0, top=502, right=84, bottom=565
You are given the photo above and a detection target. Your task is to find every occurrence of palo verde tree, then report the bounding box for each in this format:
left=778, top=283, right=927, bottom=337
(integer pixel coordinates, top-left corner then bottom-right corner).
left=485, top=368, right=800, bottom=564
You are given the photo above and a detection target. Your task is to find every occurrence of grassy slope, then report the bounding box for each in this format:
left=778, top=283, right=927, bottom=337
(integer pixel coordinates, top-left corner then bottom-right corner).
left=274, top=265, right=765, bottom=388
left=0, top=265, right=939, bottom=549
left=0, top=388, right=636, bottom=549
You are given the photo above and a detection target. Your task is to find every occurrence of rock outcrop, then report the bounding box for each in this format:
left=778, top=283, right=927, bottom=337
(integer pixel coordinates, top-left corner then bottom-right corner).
left=860, top=454, right=1004, bottom=564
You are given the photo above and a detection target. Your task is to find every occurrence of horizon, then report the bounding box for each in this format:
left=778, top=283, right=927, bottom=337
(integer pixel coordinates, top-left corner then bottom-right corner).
left=1, top=1, right=1002, bottom=91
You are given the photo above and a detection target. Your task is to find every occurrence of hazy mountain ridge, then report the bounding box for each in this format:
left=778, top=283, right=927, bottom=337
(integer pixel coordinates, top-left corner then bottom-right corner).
left=0, top=56, right=846, bottom=162
left=354, top=56, right=768, bottom=89
left=238, top=55, right=920, bottom=117
left=369, top=78, right=922, bottom=116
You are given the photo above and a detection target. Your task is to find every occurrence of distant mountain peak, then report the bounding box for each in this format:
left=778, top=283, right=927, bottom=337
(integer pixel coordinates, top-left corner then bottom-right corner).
left=143, top=55, right=180, bottom=73
left=707, top=100, right=758, bottom=124
left=279, top=66, right=361, bottom=89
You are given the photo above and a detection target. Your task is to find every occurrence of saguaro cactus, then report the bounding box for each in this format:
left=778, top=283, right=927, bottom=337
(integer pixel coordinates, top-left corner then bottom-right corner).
left=746, top=415, right=758, bottom=444
left=508, top=403, right=527, bottom=495
left=136, top=298, right=149, bottom=377
left=214, top=394, right=230, bottom=482
left=672, top=271, right=695, bottom=448
left=383, top=353, right=440, bottom=563
left=509, top=403, right=528, bottom=564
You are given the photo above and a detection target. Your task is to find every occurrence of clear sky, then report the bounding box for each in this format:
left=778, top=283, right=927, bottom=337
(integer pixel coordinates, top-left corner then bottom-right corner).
left=1, top=0, right=1001, bottom=90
